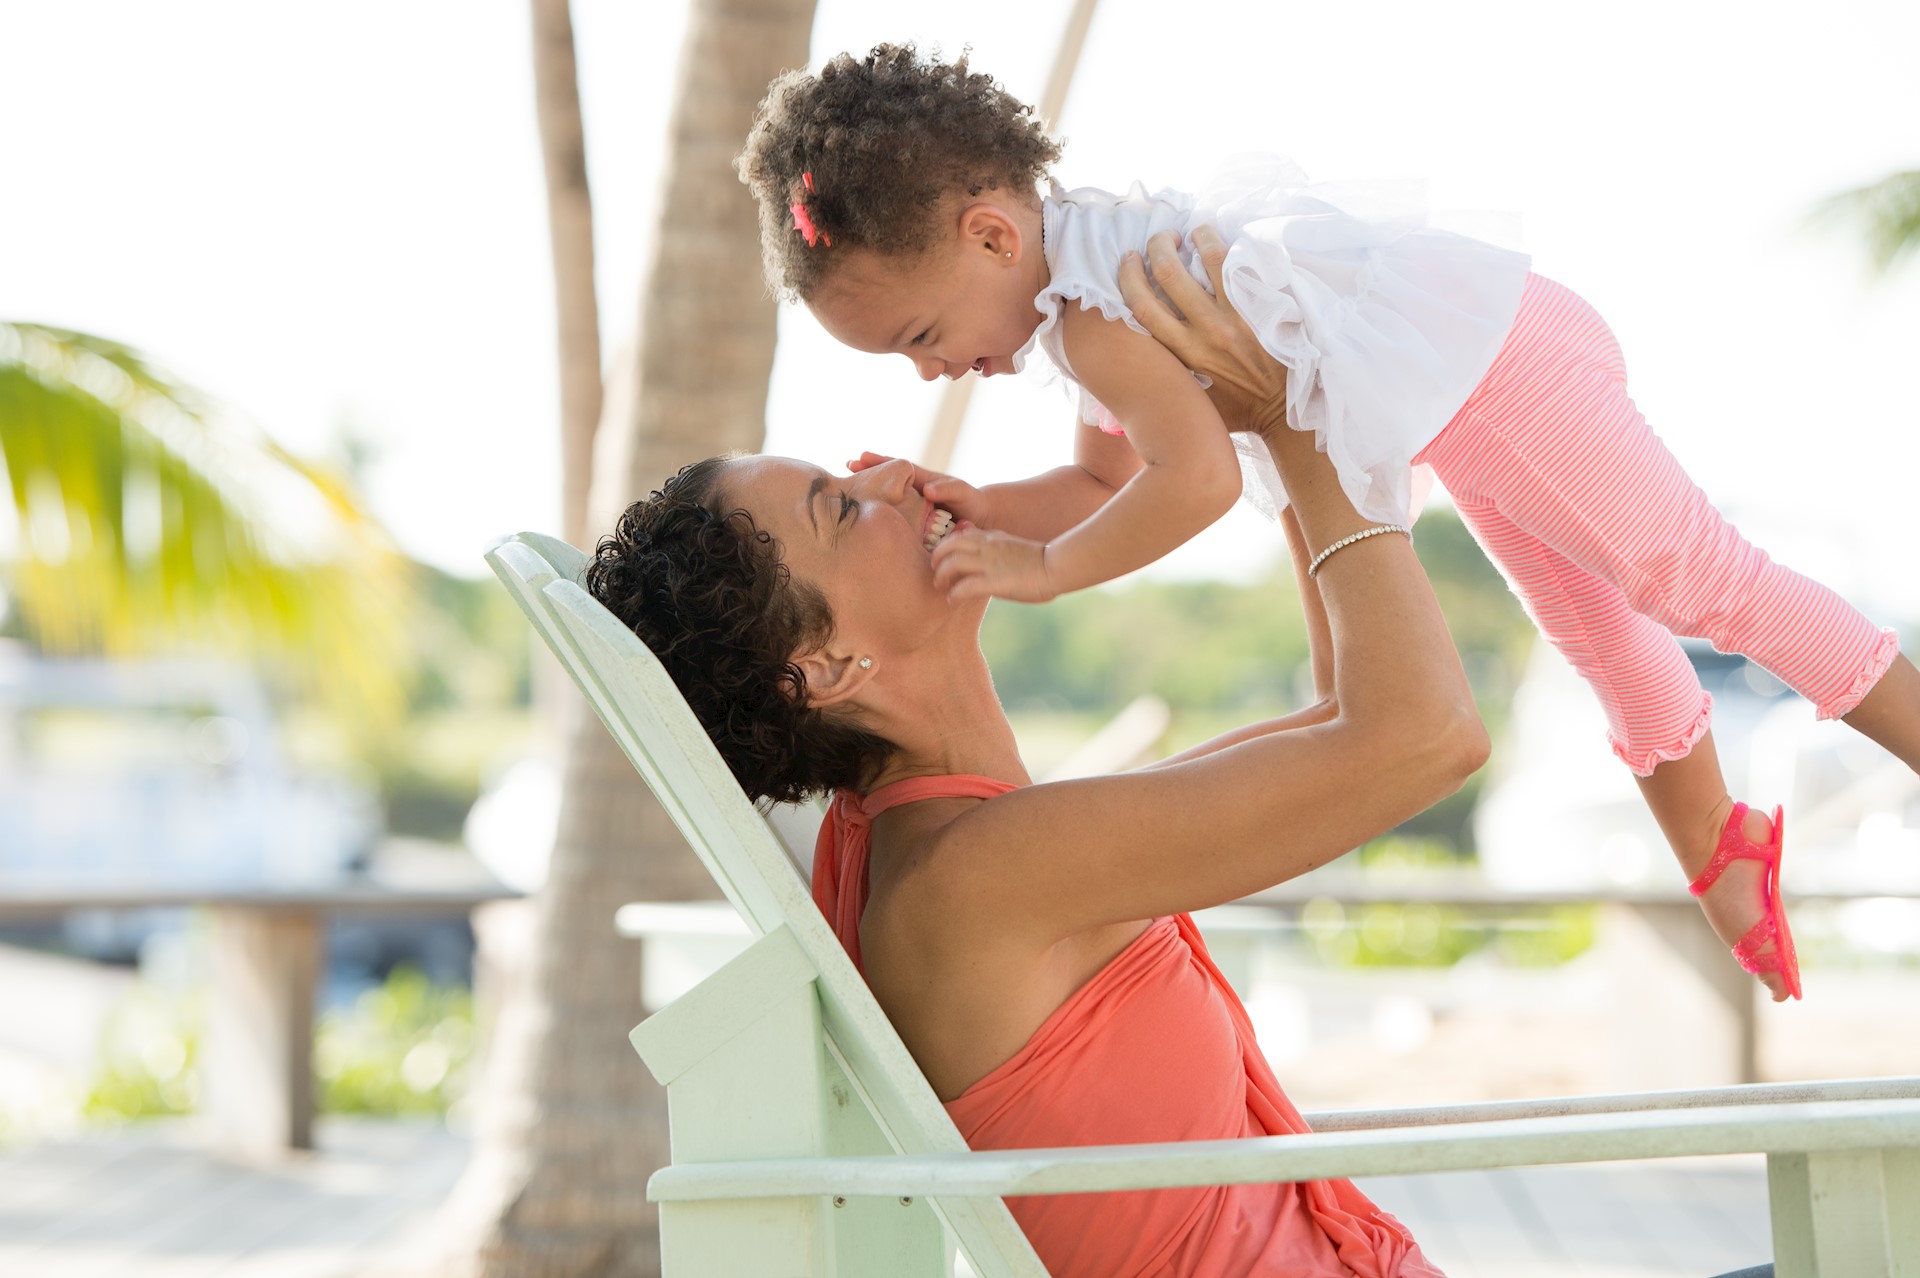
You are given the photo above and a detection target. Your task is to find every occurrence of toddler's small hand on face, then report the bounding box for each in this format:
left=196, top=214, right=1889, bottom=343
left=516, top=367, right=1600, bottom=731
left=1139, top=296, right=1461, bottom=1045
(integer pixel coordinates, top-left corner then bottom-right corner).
left=846, top=451, right=899, bottom=474
left=848, top=451, right=996, bottom=527
left=931, top=528, right=1057, bottom=604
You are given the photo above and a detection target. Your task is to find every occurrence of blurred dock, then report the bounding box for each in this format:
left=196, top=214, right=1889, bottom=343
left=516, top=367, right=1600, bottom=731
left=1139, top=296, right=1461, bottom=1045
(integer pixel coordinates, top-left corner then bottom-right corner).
left=0, top=1119, right=464, bottom=1278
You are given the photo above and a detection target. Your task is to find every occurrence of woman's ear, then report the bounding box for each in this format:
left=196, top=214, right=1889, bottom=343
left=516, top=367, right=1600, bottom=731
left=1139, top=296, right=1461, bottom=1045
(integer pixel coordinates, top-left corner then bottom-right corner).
left=959, top=202, right=1024, bottom=264
left=792, top=646, right=877, bottom=709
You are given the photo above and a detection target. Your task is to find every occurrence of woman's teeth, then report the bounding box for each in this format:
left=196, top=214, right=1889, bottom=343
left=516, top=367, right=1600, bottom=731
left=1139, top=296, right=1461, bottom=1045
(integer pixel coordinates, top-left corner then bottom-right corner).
left=923, top=507, right=956, bottom=552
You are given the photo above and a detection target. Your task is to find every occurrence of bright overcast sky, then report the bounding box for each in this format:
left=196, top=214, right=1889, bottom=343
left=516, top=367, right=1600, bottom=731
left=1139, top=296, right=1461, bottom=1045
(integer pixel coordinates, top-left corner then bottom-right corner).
left=5, top=0, right=1918, bottom=616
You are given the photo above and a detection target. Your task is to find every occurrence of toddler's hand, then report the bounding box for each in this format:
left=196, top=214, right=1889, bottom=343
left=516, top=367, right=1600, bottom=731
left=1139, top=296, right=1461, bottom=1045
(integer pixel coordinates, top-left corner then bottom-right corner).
left=931, top=528, right=1058, bottom=604
left=847, top=451, right=996, bottom=527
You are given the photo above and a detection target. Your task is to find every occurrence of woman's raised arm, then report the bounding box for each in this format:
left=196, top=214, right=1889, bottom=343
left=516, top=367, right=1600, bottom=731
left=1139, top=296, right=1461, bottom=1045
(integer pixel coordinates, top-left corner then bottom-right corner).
left=930, top=228, right=1487, bottom=938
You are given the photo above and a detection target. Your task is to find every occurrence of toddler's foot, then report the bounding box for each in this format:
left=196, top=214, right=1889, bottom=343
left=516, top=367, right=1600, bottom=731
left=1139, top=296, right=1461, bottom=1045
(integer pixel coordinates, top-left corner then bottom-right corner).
left=1688, top=802, right=1794, bottom=1003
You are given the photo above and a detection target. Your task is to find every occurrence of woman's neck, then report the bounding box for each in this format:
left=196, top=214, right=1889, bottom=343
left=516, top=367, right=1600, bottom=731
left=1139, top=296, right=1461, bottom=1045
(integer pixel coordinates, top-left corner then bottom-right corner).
left=859, top=643, right=1031, bottom=793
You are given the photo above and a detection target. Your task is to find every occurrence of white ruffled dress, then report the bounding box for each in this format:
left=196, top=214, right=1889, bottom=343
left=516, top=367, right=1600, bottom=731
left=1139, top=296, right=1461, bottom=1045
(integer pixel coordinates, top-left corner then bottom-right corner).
left=1012, top=156, right=1532, bottom=525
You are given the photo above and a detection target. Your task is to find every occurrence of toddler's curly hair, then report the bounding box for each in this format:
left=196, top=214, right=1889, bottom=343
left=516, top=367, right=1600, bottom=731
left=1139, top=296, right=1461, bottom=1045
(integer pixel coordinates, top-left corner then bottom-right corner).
left=584, top=457, right=895, bottom=806
left=737, top=43, right=1062, bottom=301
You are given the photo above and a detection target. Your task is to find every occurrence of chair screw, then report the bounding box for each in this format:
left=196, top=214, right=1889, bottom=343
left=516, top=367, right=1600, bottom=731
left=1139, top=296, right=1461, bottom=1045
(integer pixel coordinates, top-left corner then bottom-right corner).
left=832, top=1195, right=848, bottom=1208
left=899, top=1196, right=914, bottom=1206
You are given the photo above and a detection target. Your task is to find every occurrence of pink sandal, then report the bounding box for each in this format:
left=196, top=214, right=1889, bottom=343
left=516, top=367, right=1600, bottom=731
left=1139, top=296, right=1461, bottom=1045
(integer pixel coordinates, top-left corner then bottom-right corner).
left=1687, top=803, right=1801, bottom=1000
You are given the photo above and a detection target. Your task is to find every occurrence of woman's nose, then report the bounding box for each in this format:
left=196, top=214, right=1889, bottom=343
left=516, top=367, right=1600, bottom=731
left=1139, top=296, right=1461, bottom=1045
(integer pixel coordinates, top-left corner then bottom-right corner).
left=857, top=457, right=914, bottom=501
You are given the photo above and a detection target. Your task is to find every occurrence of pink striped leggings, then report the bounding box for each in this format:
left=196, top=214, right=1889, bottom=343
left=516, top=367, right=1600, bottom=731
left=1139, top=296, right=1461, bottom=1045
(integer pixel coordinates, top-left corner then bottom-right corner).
left=1415, top=274, right=1899, bottom=776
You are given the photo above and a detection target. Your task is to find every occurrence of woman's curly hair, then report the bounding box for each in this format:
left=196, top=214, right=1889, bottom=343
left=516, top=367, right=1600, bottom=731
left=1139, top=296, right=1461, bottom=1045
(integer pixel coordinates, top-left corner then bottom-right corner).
left=583, top=457, right=895, bottom=806
left=737, top=42, right=1062, bottom=301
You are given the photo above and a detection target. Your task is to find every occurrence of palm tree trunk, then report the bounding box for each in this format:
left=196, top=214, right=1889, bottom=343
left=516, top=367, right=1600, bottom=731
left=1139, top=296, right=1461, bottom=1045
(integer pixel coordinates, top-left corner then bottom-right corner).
left=586, top=0, right=815, bottom=517
left=450, top=3, right=816, bottom=1275
left=530, top=0, right=603, bottom=551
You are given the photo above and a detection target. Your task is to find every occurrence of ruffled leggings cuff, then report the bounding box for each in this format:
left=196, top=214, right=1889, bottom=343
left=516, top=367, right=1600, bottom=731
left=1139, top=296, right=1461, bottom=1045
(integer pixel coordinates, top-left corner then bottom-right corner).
left=1610, top=691, right=1714, bottom=778
left=1816, top=626, right=1901, bottom=721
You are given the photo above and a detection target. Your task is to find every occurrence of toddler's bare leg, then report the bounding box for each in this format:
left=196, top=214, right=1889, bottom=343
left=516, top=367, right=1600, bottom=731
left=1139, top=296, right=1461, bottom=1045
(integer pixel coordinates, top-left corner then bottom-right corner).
left=1840, top=653, right=1920, bottom=772
left=1635, top=732, right=1791, bottom=1002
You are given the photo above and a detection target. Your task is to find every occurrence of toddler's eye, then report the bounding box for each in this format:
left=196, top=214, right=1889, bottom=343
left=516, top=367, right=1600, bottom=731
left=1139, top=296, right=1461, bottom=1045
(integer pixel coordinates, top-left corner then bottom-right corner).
left=911, top=329, right=932, bottom=346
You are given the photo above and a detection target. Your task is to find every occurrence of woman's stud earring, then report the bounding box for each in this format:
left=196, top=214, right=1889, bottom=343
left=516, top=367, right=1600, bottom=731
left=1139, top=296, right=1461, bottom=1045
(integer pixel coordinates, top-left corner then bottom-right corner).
left=1003, top=250, right=1013, bottom=258
left=858, top=657, right=873, bottom=669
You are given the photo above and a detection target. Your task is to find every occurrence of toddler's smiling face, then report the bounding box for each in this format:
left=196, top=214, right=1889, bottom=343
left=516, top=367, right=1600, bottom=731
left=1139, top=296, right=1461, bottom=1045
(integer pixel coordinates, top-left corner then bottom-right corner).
left=807, top=202, right=1047, bottom=383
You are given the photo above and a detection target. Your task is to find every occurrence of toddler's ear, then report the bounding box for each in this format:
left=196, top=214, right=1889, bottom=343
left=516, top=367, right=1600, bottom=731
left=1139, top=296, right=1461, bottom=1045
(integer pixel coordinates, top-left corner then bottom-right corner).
left=959, top=201, right=1026, bottom=264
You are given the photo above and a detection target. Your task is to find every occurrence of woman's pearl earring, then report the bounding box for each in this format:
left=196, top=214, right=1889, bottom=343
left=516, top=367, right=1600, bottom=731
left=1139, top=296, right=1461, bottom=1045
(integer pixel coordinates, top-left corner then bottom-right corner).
left=858, top=657, right=873, bottom=670
left=1003, top=250, right=1013, bottom=259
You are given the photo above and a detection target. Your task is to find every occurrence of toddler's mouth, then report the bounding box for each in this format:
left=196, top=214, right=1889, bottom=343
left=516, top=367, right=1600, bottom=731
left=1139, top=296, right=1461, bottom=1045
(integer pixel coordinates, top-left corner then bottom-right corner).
left=923, top=506, right=957, bottom=552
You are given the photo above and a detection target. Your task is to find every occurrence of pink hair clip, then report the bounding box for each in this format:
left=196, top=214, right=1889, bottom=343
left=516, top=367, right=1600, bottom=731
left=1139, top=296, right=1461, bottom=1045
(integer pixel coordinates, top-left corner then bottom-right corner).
left=791, top=171, right=831, bottom=247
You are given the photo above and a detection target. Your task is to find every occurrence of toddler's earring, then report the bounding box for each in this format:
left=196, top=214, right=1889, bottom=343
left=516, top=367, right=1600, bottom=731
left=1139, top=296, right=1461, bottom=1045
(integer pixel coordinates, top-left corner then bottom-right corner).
left=858, top=657, right=873, bottom=670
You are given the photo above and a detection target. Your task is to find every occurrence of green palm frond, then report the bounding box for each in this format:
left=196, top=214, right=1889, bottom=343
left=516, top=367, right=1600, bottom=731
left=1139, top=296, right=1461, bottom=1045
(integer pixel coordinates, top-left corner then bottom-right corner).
left=1810, top=170, right=1920, bottom=274
left=0, top=321, right=413, bottom=721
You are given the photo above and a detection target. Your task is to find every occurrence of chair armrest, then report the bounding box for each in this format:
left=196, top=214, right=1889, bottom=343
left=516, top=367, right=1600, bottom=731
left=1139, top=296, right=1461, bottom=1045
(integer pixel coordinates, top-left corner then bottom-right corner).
left=1301, top=1075, right=1920, bottom=1131
left=648, top=1097, right=1920, bottom=1202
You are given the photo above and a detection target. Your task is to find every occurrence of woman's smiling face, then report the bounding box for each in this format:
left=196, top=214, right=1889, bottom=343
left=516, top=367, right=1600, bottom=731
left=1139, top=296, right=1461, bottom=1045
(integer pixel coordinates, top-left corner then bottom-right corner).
left=717, top=454, right=973, bottom=662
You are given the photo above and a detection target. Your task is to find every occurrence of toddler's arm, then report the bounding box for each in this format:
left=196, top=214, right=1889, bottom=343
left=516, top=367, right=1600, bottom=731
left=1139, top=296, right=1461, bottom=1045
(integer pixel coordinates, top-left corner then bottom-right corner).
left=956, top=420, right=1144, bottom=542
left=849, top=421, right=1138, bottom=540
left=932, top=312, right=1239, bottom=600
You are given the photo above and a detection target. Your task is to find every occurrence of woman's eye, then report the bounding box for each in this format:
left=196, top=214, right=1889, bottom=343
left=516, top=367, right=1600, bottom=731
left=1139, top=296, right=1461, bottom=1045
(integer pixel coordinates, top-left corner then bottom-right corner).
left=838, top=492, right=857, bottom=521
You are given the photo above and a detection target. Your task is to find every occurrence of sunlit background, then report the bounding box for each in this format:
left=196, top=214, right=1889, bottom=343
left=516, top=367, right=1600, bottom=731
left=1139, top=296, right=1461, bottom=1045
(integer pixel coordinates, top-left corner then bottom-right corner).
left=3, top=2, right=1917, bottom=1274
left=10, top=1, right=1920, bottom=597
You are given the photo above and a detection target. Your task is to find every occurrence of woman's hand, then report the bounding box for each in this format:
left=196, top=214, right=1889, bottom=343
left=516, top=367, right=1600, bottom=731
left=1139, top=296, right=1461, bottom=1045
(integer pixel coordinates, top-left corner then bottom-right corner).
left=1116, top=226, right=1289, bottom=438
left=848, top=451, right=998, bottom=528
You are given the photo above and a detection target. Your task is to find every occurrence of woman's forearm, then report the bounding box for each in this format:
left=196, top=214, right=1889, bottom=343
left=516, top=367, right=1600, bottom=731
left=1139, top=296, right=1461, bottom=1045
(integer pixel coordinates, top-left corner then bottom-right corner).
left=1119, top=227, right=1484, bottom=780
left=1263, top=417, right=1479, bottom=754
left=1136, top=698, right=1339, bottom=771
left=1282, top=507, right=1335, bottom=702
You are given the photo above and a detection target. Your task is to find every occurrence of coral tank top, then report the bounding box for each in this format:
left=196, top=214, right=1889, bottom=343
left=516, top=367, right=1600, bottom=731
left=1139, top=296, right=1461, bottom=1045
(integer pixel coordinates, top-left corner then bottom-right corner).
left=812, top=775, right=1444, bottom=1278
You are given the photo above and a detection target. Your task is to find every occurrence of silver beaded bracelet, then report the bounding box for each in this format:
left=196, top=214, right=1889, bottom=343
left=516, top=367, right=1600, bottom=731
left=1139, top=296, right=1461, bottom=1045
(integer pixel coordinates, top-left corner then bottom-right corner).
left=1306, top=523, right=1411, bottom=578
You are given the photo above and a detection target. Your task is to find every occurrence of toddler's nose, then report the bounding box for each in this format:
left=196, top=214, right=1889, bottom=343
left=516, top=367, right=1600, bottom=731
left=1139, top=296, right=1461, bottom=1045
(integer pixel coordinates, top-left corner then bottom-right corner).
left=913, top=355, right=945, bottom=382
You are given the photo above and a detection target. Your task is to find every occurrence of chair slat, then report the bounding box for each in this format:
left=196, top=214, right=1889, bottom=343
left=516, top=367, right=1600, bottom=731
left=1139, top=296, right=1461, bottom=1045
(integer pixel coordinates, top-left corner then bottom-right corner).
left=486, top=533, right=1047, bottom=1278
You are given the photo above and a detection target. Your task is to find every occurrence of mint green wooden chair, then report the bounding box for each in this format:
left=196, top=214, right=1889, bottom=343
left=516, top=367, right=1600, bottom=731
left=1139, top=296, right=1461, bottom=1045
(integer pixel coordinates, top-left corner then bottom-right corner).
left=488, top=531, right=1920, bottom=1278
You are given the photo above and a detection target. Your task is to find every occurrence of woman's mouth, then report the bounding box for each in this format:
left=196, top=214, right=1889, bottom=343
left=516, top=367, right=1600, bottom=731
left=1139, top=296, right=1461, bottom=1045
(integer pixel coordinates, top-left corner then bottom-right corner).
left=923, top=506, right=957, bottom=552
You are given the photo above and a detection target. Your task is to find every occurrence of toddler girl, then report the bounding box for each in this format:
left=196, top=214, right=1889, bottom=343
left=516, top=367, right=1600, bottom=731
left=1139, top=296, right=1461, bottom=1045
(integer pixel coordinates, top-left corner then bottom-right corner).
left=737, top=43, right=1920, bottom=1002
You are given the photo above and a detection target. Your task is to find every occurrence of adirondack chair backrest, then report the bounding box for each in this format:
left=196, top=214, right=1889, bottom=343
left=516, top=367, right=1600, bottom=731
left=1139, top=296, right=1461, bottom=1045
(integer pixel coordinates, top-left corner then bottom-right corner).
left=486, top=533, right=1045, bottom=1276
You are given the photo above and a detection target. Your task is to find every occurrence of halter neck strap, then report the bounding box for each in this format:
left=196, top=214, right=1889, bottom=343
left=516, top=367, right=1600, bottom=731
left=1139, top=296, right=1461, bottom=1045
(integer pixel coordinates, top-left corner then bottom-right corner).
left=811, top=774, right=1018, bottom=971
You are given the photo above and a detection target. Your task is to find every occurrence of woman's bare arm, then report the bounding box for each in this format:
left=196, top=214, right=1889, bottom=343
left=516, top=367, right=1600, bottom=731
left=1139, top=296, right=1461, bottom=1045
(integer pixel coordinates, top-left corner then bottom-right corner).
left=1136, top=508, right=1340, bottom=770
left=921, top=227, right=1487, bottom=938
left=1284, top=506, right=1336, bottom=701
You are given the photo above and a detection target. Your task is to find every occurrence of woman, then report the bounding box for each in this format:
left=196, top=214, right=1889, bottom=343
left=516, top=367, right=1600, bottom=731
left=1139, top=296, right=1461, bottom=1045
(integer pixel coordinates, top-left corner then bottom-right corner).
left=583, top=233, right=1764, bottom=1277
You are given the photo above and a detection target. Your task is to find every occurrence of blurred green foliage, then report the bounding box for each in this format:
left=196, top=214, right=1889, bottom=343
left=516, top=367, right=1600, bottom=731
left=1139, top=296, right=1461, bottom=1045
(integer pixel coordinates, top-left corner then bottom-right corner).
left=316, top=967, right=475, bottom=1117
left=83, top=968, right=475, bottom=1124
left=83, top=987, right=201, bottom=1122
left=1293, top=836, right=1599, bottom=967
left=1296, top=895, right=1597, bottom=968
left=983, top=506, right=1530, bottom=722
left=352, top=566, right=536, bottom=840
left=0, top=322, right=415, bottom=726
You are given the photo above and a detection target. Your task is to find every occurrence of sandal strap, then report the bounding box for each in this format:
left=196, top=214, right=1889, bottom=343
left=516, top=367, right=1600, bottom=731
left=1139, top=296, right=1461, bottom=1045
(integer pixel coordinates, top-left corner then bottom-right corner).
left=1730, top=914, right=1782, bottom=975
left=1687, top=802, right=1763, bottom=897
